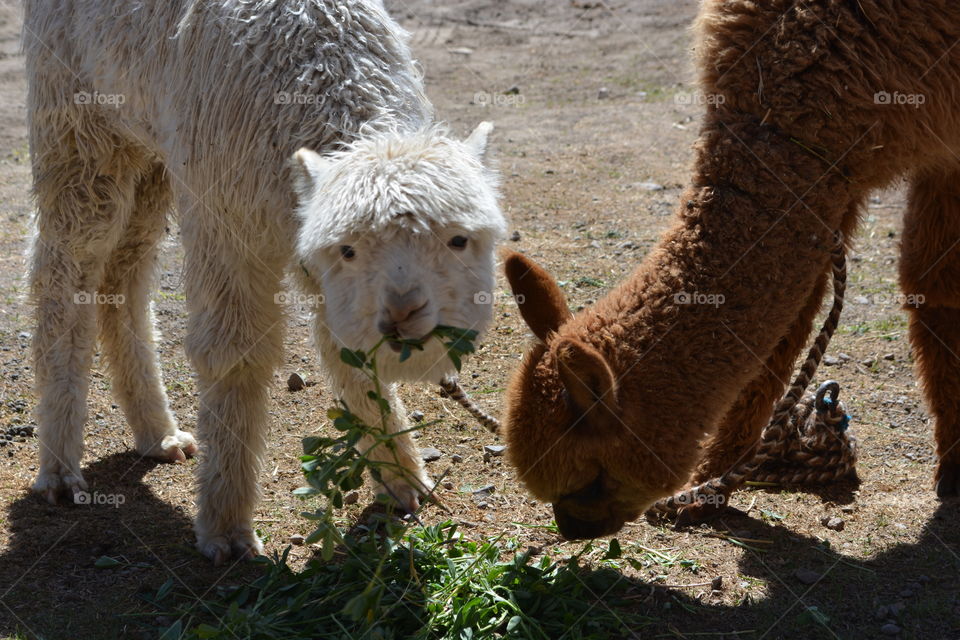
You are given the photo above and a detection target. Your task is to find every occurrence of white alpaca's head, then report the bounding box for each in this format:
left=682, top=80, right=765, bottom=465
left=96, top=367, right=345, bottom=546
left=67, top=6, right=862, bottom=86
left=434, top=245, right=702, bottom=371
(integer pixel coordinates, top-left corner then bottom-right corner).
left=292, top=124, right=505, bottom=382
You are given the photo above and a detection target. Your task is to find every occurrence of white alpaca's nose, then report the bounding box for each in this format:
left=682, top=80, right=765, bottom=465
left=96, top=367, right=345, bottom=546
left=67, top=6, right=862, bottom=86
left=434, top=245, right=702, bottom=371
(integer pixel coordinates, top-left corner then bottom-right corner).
left=379, top=287, right=429, bottom=337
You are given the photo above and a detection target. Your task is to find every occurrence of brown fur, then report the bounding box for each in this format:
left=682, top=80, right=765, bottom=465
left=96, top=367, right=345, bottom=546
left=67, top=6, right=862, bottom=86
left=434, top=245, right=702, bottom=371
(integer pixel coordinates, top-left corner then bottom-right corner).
left=503, top=0, right=960, bottom=539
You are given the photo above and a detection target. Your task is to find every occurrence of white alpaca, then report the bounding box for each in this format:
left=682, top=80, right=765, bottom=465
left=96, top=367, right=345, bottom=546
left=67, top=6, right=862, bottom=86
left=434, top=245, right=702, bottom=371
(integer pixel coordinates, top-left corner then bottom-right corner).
left=24, top=0, right=505, bottom=564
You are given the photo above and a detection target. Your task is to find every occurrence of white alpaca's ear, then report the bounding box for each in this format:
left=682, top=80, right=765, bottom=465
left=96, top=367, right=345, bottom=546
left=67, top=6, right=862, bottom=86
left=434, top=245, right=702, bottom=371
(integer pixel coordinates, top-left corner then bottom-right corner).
left=291, top=148, right=333, bottom=201
left=464, top=121, right=494, bottom=160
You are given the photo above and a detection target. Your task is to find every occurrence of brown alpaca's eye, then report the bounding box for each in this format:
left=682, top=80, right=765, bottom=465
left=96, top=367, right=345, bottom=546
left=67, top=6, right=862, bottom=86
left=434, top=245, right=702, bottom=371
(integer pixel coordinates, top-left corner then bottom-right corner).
left=449, top=235, right=468, bottom=249
left=340, top=245, right=356, bottom=260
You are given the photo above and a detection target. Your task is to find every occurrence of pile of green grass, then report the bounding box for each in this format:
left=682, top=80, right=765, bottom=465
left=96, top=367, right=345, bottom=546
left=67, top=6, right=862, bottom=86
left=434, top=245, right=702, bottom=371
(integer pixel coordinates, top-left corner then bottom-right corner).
left=148, top=522, right=650, bottom=639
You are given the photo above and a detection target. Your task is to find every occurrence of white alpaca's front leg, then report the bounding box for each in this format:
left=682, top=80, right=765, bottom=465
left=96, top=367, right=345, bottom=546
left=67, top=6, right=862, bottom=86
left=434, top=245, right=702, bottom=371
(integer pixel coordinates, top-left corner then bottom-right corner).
left=337, top=373, right=431, bottom=513
left=182, top=225, right=284, bottom=565
left=191, top=367, right=269, bottom=565
left=30, top=245, right=101, bottom=504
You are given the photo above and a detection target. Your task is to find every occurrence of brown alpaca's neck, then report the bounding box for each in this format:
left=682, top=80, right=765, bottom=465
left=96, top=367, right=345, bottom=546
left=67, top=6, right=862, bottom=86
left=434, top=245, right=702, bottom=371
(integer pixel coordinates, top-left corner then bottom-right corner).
left=569, top=119, right=855, bottom=436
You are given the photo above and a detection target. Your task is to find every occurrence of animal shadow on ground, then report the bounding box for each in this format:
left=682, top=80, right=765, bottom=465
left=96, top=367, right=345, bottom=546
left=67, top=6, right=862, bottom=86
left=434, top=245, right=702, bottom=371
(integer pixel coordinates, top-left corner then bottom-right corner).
left=0, top=453, right=261, bottom=640
left=1, top=462, right=956, bottom=639
left=671, top=494, right=960, bottom=638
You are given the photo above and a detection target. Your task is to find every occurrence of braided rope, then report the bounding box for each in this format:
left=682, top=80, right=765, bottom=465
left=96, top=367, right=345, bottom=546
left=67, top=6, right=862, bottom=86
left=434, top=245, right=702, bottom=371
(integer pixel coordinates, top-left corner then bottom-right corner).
left=649, top=233, right=857, bottom=518
left=439, top=376, right=500, bottom=434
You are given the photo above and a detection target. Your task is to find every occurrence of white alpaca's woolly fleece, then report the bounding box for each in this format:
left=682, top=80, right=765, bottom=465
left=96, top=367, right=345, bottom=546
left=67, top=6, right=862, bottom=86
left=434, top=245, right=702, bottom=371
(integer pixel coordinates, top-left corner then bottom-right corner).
left=24, top=0, right=504, bottom=564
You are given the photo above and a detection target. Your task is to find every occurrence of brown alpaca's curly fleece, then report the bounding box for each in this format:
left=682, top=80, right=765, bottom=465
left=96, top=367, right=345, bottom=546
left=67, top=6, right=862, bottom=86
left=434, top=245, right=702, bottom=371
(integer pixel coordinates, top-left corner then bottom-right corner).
left=502, top=0, right=960, bottom=540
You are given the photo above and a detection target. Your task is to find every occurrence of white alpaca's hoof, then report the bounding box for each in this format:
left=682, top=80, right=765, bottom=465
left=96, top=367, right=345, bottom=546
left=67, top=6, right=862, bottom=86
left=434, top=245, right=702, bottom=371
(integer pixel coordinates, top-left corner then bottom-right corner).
left=139, top=429, right=198, bottom=463
left=197, top=527, right=264, bottom=566
left=32, top=469, right=88, bottom=505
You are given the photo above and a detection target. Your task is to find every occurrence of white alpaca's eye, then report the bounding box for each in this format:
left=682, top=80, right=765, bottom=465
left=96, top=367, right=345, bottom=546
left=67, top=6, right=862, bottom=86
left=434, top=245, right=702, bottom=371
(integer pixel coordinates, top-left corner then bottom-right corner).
left=449, top=235, right=468, bottom=249
left=340, top=245, right=356, bottom=261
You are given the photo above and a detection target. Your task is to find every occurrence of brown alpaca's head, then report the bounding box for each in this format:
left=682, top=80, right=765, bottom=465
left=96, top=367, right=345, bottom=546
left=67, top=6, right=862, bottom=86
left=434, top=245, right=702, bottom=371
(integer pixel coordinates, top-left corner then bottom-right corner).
left=502, top=252, right=672, bottom=540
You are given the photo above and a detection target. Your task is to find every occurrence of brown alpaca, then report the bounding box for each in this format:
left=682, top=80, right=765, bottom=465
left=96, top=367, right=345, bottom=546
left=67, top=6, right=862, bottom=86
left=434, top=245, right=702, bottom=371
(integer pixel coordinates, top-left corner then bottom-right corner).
left=502, top=0, right=960, bottom=540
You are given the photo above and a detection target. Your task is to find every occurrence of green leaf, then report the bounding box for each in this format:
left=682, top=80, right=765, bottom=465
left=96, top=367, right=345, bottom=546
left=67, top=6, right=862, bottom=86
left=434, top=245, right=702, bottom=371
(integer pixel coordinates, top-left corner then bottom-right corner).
left=340, top=348, right=366, bottom=369
left=194, top=624, right=221, bottom=639
left=305, top=526, right=326, bottom=545
left=159, top=620, right=183, bottom=640
left=448, top=352, right=463, bottom=372
left=302, top=436, right=323, bottom=454
left=94, top=555, right=122, bottom=568
left=796, top=605, right=831, bottom=626
left=155, top=578, right=174, bottom=603
left=506, top=615, right=523, bottom=633
left=603, top=539, right=622, bottom=560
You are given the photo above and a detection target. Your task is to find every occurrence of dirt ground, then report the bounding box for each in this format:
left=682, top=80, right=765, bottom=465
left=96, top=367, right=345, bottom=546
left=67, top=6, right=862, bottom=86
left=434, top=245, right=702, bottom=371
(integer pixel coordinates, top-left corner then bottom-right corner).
left=0, top=1, right=958, bottom=639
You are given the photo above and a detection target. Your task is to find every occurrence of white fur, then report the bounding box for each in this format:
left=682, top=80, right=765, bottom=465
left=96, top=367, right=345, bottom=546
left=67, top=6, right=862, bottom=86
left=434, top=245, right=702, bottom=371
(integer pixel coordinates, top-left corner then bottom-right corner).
left=24, top=0, right=504, bottom=564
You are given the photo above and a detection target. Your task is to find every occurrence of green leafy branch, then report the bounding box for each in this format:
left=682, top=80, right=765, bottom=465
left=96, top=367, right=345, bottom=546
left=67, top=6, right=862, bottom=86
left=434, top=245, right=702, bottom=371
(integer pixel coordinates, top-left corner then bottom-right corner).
left=295, top=326, right=480, bottom=562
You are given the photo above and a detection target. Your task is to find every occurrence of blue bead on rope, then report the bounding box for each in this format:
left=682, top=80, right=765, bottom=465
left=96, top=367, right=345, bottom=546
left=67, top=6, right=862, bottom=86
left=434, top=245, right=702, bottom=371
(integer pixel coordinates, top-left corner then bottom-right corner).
left=818, top=394, right=851, bottom=432
left=839, top=413, right=851, bottom=433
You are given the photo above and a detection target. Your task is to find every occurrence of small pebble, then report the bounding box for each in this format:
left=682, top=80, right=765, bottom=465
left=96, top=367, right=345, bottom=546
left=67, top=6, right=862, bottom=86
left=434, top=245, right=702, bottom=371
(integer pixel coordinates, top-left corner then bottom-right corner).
left=420, top=447, right=442, bottom=462
left=880, top=623, right=901, bottom=636
left=793, top=569, right=821, bottom=585
left=451, top=454, right=463, bottom=463
left=510, top=230, right=521, bottom=242
left=597, top=87, right=610, bottom=99
left=286, top=372, right=306, bottom=392
left=821, top=516, right=845, bottom=531
left=824, top=355, right=841, bottom=366
left=838, top=353, right=851, bottom=362
left=875, top=605, right=889, bottom=620
left=343, top=491, right=359, bottom=505
left=442, top=481, right=454, bottom=490
left=289, top=534, right=305, bottom=546
left=636, top=181, right=664, bottom=191
left=711, top=576, right=723, bottom=591
left=410, top=410, right=425, bottom=422
left=504, top=85, right=520, bottom=95
left=476, top=501, right=489, bottom=509
left=884, top=353, right=896, bottom=361
left=861, top=358, right=876, bottom=367
left=484, top=445, right=506, bottom=457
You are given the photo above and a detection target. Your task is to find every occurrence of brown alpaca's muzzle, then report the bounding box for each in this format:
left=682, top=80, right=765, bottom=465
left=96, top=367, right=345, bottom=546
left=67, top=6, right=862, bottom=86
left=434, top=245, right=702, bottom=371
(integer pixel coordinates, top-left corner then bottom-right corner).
left=551, top=473, right=628, bottom=540
left=553, top=504, right=626, bottom=540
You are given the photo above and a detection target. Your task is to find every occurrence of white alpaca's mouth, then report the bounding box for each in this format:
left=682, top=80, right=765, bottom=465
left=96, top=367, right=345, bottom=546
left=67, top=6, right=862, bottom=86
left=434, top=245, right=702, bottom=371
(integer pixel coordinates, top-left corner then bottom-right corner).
left=385, top=329, right=435, bottom=353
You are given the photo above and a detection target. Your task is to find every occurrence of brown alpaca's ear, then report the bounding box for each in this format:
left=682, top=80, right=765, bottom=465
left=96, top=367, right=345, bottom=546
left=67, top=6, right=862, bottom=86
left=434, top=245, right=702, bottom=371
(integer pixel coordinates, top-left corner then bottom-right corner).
left=554, top=338, right=621, bottom=430
left=503, top=252, right=571, bottom=342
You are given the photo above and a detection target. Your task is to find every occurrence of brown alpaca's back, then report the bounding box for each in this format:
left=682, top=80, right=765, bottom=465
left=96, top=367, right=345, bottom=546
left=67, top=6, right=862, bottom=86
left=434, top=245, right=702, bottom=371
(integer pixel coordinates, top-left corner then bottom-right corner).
left=502, top=0, right=960, bottom=540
